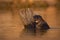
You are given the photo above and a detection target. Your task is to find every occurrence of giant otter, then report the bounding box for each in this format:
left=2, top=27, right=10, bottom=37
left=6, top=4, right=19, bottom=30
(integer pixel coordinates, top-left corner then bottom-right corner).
left=24, top=15, right=50, bottom=33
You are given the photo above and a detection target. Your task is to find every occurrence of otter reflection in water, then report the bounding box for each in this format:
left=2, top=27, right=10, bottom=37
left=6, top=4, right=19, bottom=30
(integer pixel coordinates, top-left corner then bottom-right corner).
left=24, top=15, right=50, bottom=34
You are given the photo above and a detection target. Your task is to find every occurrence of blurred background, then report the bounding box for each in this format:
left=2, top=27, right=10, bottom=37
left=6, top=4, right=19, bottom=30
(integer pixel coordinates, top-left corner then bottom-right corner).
left=0, top=0, right=60, bottom=40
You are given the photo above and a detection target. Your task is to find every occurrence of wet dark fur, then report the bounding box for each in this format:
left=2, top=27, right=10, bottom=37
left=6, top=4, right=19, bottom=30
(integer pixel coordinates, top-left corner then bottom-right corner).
left=24, top=15, right=50, bottom=33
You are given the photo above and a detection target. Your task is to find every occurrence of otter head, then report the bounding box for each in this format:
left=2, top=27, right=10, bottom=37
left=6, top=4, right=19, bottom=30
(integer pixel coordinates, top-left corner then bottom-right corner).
left=33, top=15, right=42, bottom=23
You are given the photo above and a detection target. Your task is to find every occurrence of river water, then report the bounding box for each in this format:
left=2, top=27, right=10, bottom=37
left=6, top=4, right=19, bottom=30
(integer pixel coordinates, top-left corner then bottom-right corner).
left=0, top=6, right=60, bottom=40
